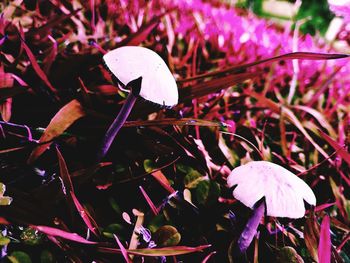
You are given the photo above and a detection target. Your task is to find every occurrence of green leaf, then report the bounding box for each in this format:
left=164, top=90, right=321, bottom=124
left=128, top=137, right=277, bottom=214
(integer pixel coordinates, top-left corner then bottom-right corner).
left=148, top=214, right=167, bottom=233
left=20, top=227, right=43, bottom=246
left=178, top=163, right=205, bottom=188
left=176, top=163, right=192, bottom=174
left=195, top=180, right=220, bottom=206
left=0, top=236, right=10, bottom=246
left=8, top=251, right=32, bottom=263
left=144, top=159, right=157, bottom=173
left=40, top=250, right=55, bottom=263
left=0, top=183, right=5, bottom=196
left=102, top=224, right=124, bottom=239
left=114, top=164, right=126, bottom=173
left=109, top=197, right=122, bottom=215
left=153, top=225, right=181, bottom=247
left=0, top=183, right=12, bottom=205
left=276, top=246, right=304, bottom=263
left=183, top=169, right=203, bottom=189
left=0, top=196, right=12, bottom=206
left=296, top=0, right=333, bottom=35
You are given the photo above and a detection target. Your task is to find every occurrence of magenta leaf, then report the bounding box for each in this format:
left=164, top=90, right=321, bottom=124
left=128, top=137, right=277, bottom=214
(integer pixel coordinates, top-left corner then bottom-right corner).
left=201, top=251, right=217, bottom=262
left=70, top=191, right=99, bottom=236
left=139, top=186, right=159, bottom=215
left=114, top=235, right=132, bottom=263
left=318, top=215, right=331, bottom=263
left=116, top=9, right=175, bottom=47
left=56, top=147, right=99, bottom=236
left=19, top=33, right=58, bottom=99
left=318, top=128, right=350, bottom=167
left=32, top=225, right=97, bottom=244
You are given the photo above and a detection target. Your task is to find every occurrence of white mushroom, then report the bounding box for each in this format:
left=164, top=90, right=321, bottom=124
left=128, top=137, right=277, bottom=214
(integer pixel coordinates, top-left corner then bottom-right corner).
left=97, top=46, right=179, bottom=161
left=103, top=46, right=178, bottom=107
left=227, top=161, right=316, bottom=253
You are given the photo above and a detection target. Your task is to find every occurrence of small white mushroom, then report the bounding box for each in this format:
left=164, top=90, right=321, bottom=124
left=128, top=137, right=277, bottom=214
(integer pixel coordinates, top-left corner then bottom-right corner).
left=97, top=46, right=178, bottom=161
left=103, top=46, right=178, bottom=107
left=227, top=161, right=316, bottom=253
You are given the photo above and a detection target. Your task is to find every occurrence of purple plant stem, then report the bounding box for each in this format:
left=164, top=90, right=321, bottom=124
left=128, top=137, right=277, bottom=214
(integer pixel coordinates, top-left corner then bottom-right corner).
left=96, top=77, right=142, bottom=162
left=237, top=201, right=265, bottom=253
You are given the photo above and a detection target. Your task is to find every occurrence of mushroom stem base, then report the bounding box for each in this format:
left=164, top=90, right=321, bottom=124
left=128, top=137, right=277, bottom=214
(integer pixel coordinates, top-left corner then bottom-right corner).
left=237, top=200, right=265, bottom=254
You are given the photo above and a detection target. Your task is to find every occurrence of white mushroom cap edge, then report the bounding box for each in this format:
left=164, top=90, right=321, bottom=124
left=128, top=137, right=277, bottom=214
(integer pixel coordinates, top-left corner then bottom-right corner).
left=103, top=46, right=178, bottom=107
left=227, top=161, right=316, bottom=219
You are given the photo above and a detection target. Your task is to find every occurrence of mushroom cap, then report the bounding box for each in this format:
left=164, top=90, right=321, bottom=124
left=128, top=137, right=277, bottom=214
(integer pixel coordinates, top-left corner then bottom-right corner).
left=227, top=161, right=316, bottom=218
left=103, top=46, right=178, bottom=107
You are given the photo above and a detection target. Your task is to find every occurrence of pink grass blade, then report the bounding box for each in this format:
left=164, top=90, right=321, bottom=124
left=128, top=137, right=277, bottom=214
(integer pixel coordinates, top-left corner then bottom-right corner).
left=117, top=9, right=175, bottom=47
left=246, top=91, right=332, bottom=162
left=124, top=118, right=225, bottom=128
left=304, top=213, right=320, bottom=262
left=25, top=8, right=82, bottom=38
left=318, top=128, right=350, bottom=167
left=56, top=147, right=99, bottom=236
left=330, top=217, right=350, bottom=233
left=0, top=35, right=6, bottom=45
left=42, top=35, right=58, bottom=74
left=318, top=215, right=331, bottom=263
left=329, top=178, right=349, bottom=223
left=90, top=0, right=95, bottom=33
left=337, top=232, right=350, bottom=252
left=280, top=107, right=331, bottom=163
left=306, top=67, right=342, bottom=108
left=46, top=235, right=84, bottom=263
left=180, top=72, right=257, bottom=101
left=56, top=146, right=74, bottom=193
left=314, top=203, right=336, bottom=213
left=116, top=19, right=158, bottom=46
left=139, top=186, right=158, bottom=215
left=293, top=105, right=337, bottom=138
left=19, top=32, right=58, bottom=97
left=202, top=251, right=216, bottom=263
left=279, top=111, right=289, bottom=158
left=10, top=73, right=29, bottom=87
left=114, top=235, right=132, bottom=263
left=77, top=77, right=92, bottom=105
left=32, top=225, right=97, bottom=244
left=70, top=191, right=99, bottom=236
left=179, top=52, right=349, bottom=83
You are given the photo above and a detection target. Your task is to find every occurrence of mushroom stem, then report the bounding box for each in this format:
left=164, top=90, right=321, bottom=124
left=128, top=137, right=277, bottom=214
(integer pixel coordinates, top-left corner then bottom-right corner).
left=96, top=77, right=142, bottom=162
left=237, top=200, right=265, bottom=253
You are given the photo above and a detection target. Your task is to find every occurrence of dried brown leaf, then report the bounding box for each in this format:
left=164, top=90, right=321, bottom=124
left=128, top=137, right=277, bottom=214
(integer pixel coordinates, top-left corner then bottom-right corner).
left=27, top=100, right=85, bottom=164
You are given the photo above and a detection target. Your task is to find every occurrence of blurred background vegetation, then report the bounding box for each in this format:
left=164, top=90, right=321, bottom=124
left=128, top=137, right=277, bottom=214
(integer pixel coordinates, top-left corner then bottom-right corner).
left=237, top=0, right=334, bottom=35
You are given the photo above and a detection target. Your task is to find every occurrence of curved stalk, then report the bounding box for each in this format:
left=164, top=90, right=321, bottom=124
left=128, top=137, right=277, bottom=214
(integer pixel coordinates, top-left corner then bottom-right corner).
left=237, top=200, right=265, bottom=253
left=96, top=77, right=142, bottom=162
